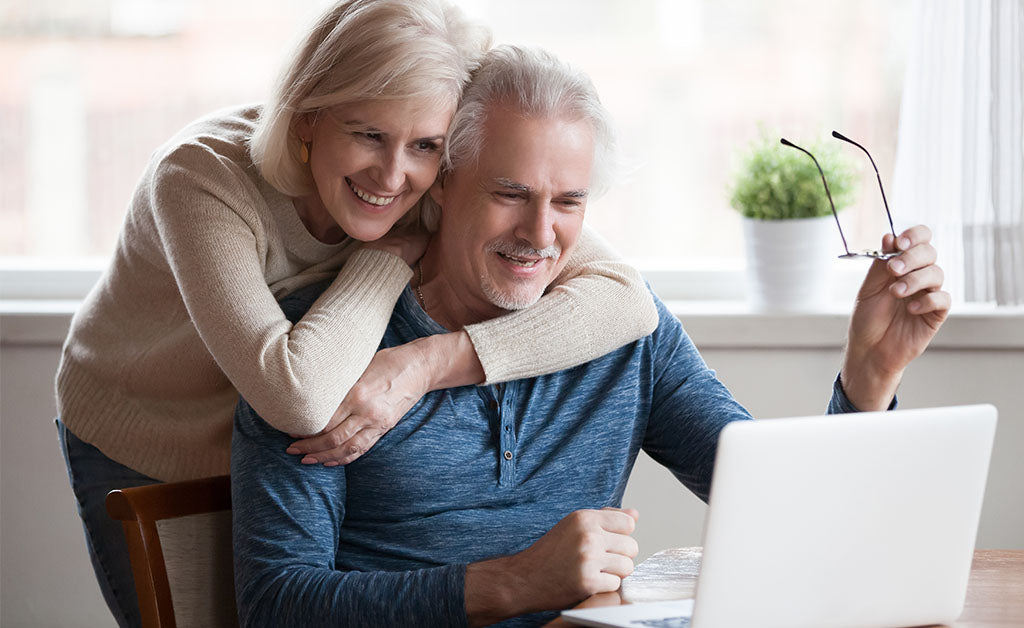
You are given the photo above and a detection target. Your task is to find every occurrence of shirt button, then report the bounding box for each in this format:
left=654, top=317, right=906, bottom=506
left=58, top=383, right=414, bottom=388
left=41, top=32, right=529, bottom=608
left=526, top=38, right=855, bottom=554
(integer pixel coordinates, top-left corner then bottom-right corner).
left=503, top=450, right=513, bottom=460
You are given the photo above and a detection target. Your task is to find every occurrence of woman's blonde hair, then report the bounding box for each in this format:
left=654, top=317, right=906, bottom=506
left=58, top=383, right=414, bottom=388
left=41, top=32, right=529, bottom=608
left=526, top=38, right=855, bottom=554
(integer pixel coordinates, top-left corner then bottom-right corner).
left=250, top=0, right=491, bottom=198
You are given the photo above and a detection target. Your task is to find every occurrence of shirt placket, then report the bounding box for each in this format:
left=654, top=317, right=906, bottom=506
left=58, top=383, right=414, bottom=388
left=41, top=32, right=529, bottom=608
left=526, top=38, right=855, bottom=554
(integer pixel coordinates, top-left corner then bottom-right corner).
left=491, top=383, right=516, bottom=487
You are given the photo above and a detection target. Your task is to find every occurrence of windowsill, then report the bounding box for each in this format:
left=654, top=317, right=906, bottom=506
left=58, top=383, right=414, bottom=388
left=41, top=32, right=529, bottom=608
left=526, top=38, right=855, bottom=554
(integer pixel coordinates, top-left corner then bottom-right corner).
left=3, top=298, right=1021, bottom=349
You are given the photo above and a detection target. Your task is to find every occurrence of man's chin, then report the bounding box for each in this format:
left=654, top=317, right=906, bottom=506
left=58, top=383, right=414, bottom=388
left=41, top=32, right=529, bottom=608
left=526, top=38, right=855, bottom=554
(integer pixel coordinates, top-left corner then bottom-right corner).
left=481, top=281, right=544, bottom=311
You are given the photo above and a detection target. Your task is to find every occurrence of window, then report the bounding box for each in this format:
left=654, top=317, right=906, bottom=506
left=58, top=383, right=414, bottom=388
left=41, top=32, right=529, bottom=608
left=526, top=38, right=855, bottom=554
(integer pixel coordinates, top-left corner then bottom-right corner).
left=1, top=0, right=911, bottom=290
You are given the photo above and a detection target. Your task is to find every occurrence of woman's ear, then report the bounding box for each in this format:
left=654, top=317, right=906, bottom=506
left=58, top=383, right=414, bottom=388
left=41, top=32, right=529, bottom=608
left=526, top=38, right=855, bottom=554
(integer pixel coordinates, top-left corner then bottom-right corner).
left=293, top=111, right=314, bottom=142
left=428, top=177, right=445, bottom=208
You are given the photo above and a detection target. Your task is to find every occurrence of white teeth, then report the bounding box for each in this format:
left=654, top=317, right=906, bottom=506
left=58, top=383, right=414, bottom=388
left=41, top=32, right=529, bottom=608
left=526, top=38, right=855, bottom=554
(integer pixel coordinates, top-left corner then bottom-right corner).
left=499, top=253, right=539, bottom=267
left=348, top=181, right=396, bottom=206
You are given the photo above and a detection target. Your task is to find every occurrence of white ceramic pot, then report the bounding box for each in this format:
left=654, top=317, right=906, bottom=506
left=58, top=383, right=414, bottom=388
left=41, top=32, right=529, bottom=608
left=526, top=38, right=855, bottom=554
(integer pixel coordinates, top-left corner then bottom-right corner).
left=742, top=215, right=836, bottom=312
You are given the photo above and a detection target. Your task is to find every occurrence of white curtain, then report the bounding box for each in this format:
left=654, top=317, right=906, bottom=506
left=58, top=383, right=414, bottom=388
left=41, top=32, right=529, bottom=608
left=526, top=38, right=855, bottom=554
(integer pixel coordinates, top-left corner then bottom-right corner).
left=892, top=0, right=1024, bottom=305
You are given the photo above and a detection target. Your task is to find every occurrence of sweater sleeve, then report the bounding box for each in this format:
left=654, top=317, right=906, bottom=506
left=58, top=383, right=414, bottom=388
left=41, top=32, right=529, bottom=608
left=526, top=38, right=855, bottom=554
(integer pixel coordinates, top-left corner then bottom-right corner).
left=464, top=224, right=659, bottom=384
left=231, top=399, right=470, bottom=628
left=150, top=143, right=411, bottom=436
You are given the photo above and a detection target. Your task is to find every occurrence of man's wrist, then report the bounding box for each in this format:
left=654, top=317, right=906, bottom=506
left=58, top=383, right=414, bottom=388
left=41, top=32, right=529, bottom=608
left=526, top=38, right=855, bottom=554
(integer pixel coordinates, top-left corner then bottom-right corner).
left=839, top=357, right=902, bottom=412
left=464, top=556, right=524, bottom=627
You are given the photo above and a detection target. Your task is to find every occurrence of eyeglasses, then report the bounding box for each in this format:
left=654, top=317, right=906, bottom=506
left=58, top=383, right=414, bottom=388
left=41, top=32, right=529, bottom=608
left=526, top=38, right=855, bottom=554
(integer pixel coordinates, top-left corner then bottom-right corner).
left=780, top=131, right=898, bottom=260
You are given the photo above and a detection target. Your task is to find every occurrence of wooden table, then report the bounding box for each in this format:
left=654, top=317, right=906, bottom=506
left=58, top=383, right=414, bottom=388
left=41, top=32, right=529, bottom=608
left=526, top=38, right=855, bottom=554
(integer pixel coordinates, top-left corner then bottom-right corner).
left=546, top=549, right=1024, bottom=627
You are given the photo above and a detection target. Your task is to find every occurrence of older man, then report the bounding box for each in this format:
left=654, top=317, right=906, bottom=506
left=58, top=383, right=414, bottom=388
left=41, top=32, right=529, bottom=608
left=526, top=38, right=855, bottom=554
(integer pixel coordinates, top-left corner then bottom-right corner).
left=231, top=46, right=949, bottom=627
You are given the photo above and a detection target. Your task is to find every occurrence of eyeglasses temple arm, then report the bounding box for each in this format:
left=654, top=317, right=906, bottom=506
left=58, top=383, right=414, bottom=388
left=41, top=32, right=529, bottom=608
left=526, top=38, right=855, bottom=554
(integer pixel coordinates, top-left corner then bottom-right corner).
left=831, top=130, right=897, bottom=237
left=779, top=138, right=852, bottom=255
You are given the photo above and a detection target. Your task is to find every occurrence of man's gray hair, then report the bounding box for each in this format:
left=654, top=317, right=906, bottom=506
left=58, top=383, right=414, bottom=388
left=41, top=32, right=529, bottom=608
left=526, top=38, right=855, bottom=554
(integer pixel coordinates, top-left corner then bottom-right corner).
left=420, top=44, right=618, bottom=231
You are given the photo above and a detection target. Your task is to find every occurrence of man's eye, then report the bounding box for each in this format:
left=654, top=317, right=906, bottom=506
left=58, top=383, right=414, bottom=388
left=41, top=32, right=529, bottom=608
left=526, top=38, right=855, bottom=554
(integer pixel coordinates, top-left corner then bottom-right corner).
left=414, top=140, right=441, bottom=152
left=356, top=132, right=383, bottom=142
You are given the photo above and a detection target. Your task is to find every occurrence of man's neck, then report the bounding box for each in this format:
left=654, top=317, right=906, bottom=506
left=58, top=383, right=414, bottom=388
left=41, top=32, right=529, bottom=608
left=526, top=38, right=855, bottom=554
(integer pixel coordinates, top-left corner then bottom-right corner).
left=415, top=246, right=506, bottom=331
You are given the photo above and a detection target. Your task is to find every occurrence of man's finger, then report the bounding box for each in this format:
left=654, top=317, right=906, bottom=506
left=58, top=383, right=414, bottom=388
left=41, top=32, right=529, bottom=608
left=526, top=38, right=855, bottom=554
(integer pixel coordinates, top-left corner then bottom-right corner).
left=597, top=508, right=638, bottom=534
left=888, top=243, right=937, bottom=277
left=908, top=290, right=952, bottom=316
left=895, top=224, right=933, bottom=251
left=602, top=531, right=640, bottom=559
left=889, top=265, right=944, bottom=299
left=600, top=552, right=636, bottom=579
left=587, top=572, right=623, bottom=595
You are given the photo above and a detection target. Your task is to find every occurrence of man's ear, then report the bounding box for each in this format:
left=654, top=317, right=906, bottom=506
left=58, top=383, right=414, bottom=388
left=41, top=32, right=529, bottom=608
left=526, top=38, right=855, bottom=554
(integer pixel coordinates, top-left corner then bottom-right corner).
left=428, top=177, right=445, bottom=208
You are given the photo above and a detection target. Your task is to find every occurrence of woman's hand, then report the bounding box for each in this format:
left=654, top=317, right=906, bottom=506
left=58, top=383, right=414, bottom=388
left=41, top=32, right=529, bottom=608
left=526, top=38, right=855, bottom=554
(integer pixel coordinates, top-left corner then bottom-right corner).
left=286, top=331, right=486, bottom=466
left=362, top=228, right=429, bottom=267
left=286, top=341, right=430, bottom=466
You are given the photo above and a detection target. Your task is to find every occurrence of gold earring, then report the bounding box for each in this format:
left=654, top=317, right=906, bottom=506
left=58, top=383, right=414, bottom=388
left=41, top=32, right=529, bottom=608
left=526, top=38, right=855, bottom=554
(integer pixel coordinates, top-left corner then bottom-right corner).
left=299, top=141, right=310, bottom=164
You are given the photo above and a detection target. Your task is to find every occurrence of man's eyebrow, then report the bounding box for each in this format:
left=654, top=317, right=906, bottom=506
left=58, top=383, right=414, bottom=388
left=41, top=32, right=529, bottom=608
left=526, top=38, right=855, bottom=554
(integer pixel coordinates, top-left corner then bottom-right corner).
left=493, top=177, right=531, bottom=193
left=492, top=177, right=589, bottom=198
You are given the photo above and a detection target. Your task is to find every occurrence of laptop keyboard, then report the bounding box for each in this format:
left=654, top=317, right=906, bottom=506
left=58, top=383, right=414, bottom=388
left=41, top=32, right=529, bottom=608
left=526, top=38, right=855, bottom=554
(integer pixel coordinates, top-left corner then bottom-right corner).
left=631, top=617, right=692, bottom=627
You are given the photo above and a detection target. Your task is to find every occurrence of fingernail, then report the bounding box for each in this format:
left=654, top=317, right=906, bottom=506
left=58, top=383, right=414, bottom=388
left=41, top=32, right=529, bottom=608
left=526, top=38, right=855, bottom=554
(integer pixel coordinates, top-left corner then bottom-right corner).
left=301, top=457, right=316, bottom=465
left=890, top=260, right=905, bottom=274
left=286, top=447, right=300, bottom=454
left=324, top=461, right=339, bottom=467
left=909, top=301, right=921, bottom=312
left=898, top=237, right=911, bottom=250
left=894, top=282, right=908, bottom=296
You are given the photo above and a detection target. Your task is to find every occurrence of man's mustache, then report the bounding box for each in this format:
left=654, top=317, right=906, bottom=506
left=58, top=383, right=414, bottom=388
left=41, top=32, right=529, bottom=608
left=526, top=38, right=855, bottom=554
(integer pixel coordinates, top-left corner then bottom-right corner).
left=486, top=240, right=561, bottom=259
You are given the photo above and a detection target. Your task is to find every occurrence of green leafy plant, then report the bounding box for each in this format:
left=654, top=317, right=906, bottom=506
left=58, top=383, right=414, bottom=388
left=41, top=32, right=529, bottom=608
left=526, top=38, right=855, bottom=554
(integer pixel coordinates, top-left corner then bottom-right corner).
left=729, top=134, right=857, bottom=220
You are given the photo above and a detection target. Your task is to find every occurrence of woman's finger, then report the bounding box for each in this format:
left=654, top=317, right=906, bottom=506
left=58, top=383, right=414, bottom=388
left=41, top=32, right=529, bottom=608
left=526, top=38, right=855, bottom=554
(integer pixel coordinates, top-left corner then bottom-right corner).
left=287, top=415, right=365, bottom=455
left=319, top=427, right=386, bottom=467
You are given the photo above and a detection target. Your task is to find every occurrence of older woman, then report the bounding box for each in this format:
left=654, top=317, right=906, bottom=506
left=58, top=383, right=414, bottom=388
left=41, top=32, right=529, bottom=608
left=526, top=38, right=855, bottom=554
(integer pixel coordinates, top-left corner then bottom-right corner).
left=54, top=0, right=656, bottom=625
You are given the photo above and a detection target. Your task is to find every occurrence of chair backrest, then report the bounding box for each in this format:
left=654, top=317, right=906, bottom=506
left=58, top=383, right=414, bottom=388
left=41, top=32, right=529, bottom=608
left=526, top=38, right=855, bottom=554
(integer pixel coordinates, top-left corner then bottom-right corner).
left=105, top=474, right=237, bottom=628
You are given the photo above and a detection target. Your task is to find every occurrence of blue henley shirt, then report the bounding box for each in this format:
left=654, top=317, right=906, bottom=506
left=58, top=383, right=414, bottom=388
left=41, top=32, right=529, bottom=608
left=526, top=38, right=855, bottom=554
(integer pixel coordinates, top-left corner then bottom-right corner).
left=232, top=281, right=858, bottom=627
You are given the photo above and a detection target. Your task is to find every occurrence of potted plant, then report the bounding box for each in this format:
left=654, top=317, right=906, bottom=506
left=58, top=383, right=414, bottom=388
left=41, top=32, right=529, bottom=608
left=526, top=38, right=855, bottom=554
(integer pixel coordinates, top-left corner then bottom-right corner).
left=729, top=134, right=857, bottom=311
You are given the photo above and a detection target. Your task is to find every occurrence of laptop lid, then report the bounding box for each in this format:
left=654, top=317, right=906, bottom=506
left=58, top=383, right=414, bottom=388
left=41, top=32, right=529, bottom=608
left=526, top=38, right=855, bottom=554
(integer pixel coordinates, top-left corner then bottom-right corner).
left=691, top=404, right=997, bottom=628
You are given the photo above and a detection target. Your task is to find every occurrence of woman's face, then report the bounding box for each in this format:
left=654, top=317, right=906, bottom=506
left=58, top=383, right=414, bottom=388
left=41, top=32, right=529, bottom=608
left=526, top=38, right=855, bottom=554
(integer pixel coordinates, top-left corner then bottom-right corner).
left=294, top=98, right=455, bottom=243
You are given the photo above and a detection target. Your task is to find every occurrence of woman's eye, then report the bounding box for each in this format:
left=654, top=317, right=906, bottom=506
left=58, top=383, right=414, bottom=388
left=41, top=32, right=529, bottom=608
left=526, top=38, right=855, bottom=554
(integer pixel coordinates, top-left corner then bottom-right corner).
left=356, top=131, right=383, bottom=142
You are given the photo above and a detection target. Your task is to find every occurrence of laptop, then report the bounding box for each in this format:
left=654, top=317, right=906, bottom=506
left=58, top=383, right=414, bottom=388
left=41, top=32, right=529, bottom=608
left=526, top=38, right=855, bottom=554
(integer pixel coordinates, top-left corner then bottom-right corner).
left=562, top=404, right=997, bottom=628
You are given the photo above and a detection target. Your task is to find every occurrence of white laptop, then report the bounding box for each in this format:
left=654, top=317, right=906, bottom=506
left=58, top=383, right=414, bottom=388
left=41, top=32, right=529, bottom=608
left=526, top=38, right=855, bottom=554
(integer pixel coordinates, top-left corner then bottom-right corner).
left=562, top=404, right=997, bottom=628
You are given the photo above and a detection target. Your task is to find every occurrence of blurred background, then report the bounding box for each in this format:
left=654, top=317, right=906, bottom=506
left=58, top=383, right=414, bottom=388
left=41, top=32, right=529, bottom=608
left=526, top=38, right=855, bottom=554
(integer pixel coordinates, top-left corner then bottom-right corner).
left=0, top=0, right=906, bottom=267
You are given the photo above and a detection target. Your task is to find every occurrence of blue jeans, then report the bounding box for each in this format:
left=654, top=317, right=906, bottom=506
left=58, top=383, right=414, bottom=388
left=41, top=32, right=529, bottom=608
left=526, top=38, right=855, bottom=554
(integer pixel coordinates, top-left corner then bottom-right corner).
left=57, top=418, right=159, bottom=628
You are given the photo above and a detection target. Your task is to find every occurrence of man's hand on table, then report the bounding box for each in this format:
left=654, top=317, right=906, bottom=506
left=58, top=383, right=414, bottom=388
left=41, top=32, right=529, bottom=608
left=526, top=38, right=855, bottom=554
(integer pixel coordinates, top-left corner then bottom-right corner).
left=464, top=507, right=639, bottom=627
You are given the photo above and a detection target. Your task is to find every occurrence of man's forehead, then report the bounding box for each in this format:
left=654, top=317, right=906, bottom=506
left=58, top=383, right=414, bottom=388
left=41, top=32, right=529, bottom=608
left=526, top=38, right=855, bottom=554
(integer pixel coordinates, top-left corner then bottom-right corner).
left=455, top=110, right=594, bottom=194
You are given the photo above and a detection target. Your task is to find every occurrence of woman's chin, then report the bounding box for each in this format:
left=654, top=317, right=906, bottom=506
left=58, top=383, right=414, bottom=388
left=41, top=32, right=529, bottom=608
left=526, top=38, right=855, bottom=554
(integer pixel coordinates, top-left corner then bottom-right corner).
left=341, top=222, right=394, bottom=243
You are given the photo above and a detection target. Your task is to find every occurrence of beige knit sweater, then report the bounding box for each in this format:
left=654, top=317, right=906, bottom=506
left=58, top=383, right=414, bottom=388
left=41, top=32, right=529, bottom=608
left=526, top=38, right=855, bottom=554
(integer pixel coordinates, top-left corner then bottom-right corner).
left=55, top=105, right=658, bottom=482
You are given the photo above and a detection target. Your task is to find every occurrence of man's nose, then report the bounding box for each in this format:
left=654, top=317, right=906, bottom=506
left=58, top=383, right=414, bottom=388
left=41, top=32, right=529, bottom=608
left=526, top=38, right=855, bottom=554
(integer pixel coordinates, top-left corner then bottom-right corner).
left=515, top=202, right=557, bottom=249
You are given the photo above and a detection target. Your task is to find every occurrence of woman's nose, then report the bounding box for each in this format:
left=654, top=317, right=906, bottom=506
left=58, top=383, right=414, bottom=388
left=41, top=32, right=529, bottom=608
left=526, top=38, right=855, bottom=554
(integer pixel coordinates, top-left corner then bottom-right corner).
left=374, top=150, right=405, bottom=192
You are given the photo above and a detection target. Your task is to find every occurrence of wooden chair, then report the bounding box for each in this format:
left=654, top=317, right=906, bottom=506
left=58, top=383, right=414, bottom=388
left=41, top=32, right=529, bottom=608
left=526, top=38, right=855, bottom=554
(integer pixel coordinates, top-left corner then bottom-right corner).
left=105, top=474, right=238, bottom=628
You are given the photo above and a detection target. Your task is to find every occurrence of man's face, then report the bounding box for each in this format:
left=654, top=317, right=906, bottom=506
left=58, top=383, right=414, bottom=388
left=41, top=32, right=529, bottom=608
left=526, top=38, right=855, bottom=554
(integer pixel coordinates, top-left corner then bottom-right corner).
left=430, top=107, right=594, bottom=316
